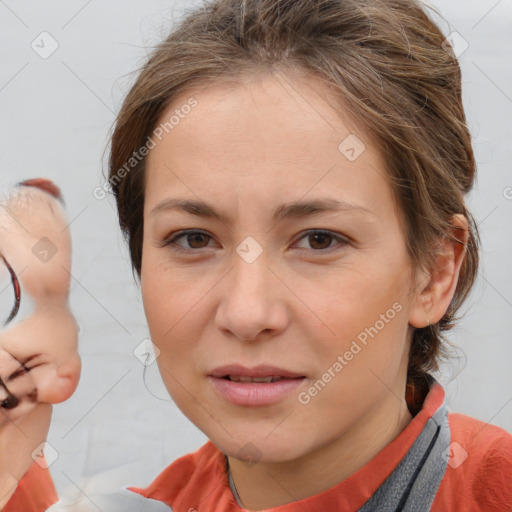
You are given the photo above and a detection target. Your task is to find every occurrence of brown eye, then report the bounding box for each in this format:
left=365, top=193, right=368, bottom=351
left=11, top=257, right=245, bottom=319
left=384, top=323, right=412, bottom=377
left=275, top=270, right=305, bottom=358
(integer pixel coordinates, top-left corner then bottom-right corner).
left=294, top=230, right=348, bottom=252
left=308, top=232, right=333, bottom=250
left=185, top=232, right=211, bottom=249
left=163, top=230, right=214, bottom=252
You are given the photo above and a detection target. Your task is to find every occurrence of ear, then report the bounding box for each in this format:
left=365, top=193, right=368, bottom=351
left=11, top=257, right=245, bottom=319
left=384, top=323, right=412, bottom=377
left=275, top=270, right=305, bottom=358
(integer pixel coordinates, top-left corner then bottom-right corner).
left=408, top=214, right=469, bottom=328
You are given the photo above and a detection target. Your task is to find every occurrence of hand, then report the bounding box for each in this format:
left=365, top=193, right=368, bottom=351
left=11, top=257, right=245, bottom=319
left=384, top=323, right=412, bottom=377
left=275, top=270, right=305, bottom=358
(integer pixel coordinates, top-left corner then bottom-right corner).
left=0, top=180, right=81, bottom=507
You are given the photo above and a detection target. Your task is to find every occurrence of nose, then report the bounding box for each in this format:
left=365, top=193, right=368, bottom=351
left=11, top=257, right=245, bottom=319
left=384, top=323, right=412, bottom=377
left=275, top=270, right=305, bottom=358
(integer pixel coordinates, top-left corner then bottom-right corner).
left=17, top=178, right=64, bottom=204
left=215, top=256, right=289, bottom=341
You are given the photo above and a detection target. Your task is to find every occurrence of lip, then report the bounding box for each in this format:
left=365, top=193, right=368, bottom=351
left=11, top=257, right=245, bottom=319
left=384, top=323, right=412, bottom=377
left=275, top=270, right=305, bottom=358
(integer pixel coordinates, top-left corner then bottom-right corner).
left=208, top=364, right=305, bottom=379
left=207, top=364, right=306, bottom=406
left=208, top=376, right=306, bottom=406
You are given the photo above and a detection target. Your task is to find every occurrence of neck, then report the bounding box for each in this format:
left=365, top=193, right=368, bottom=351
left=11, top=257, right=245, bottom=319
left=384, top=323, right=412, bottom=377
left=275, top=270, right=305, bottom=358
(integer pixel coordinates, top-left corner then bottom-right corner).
left=227, top=392, right=413, bottom=511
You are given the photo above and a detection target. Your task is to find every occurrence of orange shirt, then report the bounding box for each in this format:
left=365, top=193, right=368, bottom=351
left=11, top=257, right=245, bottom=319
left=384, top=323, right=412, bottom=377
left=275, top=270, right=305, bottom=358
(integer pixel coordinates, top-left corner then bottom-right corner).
left=5, top=381, right=512, bottom=511
left=3, top=457, right=58, bottom=512
left=432, top=412, right=512, bottom=511
left=128, top=382, right=512, bottom=511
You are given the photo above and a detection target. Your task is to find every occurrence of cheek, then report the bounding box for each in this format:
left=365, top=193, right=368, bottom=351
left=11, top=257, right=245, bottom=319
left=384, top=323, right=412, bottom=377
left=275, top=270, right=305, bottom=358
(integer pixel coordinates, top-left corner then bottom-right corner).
left=310, top=261, right=412, bottom=378
left=304, top=306, right=410, bottom=423
left=321, top=262, right=410, bottom=332
left=141, top=251, right=175, bottom=335
left=140, top=260, right=205, bottom=379
left=142, top=274, right=203, bottom=342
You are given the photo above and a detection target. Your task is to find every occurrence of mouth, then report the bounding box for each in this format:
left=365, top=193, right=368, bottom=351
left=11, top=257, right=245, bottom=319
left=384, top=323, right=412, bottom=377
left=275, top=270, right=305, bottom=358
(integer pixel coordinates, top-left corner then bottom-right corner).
left=220, top=375, right=303, bottom=383
left=207, top=366, right=307, bottom=406
left=209, top=364, right=305, bottom=380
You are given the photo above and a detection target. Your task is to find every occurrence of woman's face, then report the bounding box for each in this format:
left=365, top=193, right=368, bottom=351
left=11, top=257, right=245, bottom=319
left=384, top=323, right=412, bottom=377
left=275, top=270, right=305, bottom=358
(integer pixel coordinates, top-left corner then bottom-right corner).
left=141, top=72, right=425, bottom=463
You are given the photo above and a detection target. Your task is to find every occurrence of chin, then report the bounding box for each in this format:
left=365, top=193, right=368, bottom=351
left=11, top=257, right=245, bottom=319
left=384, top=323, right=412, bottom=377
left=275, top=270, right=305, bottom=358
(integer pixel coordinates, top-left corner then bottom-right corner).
left=207, top=425, right=310, bottom=465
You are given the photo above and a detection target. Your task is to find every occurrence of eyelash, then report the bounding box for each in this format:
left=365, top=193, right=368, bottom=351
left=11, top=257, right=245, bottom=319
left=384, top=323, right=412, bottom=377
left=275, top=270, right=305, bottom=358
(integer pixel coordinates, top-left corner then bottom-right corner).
left=161, top=229, right=349, bottom=254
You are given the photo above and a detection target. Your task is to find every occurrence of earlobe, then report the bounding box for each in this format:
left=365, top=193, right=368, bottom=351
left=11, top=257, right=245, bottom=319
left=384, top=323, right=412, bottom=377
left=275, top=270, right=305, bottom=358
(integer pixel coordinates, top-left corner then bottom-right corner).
left=408, top=214, right=469, bottom=328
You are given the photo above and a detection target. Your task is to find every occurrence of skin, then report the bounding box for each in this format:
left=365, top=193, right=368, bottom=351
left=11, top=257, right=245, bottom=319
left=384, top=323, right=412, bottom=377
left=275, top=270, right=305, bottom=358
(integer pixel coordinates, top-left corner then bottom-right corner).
left=141, top=70, right=468, bottom=510
left=0, top=184, right=81, bottom=508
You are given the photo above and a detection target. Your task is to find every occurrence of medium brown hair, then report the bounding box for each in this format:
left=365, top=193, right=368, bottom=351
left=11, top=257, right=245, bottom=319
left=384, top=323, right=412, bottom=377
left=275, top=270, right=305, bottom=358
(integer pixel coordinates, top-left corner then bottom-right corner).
left=107, top=0, right=480, bottom=396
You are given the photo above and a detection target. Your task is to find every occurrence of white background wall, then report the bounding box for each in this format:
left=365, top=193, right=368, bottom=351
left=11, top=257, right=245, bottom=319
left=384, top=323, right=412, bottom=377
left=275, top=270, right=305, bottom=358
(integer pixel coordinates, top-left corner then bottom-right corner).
left=0, top=0, right=510, bottom=500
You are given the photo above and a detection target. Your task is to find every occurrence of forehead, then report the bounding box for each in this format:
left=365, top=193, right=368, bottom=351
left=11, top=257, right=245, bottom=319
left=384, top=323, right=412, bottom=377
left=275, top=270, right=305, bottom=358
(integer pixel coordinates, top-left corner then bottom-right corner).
left=149, top=71, right=371, bottom=161
left=143, top=71, right=395, bottom=220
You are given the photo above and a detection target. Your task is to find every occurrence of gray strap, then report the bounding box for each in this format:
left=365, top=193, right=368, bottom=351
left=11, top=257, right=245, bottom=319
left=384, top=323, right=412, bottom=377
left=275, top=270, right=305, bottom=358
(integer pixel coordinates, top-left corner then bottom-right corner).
left=358, top=400, right=450, bottom=512
left=46, top=488, right=174, bottom=512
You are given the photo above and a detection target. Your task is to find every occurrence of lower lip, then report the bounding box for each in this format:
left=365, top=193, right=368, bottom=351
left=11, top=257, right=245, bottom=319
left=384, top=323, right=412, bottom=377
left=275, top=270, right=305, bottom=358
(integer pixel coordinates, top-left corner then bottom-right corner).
left=208, top=376, right=306, bottom=406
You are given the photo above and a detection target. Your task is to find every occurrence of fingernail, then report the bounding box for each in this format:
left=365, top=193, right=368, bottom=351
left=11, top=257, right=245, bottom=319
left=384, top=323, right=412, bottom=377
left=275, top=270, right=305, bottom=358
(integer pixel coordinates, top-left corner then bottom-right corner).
left=17, top=178, right=65, bottom=205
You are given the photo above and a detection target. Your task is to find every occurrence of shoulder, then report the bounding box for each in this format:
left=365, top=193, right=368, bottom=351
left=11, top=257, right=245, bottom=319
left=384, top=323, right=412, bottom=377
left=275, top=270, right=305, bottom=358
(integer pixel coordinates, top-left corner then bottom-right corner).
left=432, top=412, right=512, bottom=511
left=448, top=412, right=512, bottom=473
left=46, top=441, right=224, bottom=512
left=127, top=441, right=226, bottom=507
left=3, top=460, right=58, bottom=512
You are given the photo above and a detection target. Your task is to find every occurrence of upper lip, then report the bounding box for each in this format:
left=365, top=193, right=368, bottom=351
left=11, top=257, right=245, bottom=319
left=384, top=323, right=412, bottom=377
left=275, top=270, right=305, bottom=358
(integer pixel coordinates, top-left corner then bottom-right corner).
left=209, top=364, right=305, bottom=379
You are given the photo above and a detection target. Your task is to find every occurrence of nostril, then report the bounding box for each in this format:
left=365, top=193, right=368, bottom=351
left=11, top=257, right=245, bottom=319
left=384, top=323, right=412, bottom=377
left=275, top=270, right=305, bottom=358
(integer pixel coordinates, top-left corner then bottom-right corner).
left=17, top=178, right=64, bottom=204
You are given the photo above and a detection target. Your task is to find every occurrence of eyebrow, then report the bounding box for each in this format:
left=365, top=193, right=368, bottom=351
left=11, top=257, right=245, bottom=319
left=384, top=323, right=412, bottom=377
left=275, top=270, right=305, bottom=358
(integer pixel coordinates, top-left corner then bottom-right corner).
left=150, top=197, right=374, bottom=223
